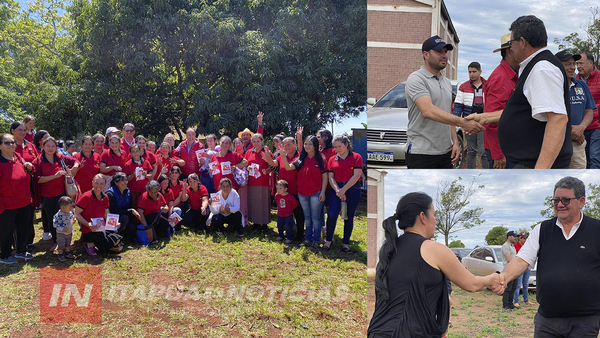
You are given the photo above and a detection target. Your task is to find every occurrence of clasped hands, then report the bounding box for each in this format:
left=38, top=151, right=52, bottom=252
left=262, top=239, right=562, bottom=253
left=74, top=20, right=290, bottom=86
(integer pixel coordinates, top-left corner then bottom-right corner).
left=462, top=114, right=486, bottom=135
left=489, top=272, right=507, bottom=295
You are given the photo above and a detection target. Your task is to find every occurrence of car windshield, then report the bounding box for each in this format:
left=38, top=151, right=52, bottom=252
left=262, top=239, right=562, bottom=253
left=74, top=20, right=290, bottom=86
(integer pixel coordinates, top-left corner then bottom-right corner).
left=494, top=248, right=502, bottom=259
left=458, top=249, right=472, bottom=256
left=373, top=83, right=407, bottom=108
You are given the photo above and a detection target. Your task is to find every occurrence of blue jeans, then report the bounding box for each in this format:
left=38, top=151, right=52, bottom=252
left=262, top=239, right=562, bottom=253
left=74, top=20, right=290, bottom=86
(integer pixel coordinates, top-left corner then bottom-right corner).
left=277, top=215, right=295, bottom=240
left=514, top=268, right=530, bottom=303
left=326, top=182, right=361, bottom=245
left=584, top=129, right=600, bottom=169
left=298, top=192, right=324, bottom=244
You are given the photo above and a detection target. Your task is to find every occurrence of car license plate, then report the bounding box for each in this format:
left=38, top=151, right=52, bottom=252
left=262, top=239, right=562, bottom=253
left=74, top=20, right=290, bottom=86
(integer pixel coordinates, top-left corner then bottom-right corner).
left=368, top=151, right=394, bottom=162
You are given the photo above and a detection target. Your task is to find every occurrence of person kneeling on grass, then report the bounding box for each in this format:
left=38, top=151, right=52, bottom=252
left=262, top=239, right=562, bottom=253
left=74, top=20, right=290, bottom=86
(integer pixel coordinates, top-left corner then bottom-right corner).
left=208, top=178, right=244, bottom=237
left=53, top=196, right=77, bottom=262
left=137, top=180, right=170, bottom=243
left=275, top=180, right=298, bottom=244
left=181, top=173, right=210, bottom=231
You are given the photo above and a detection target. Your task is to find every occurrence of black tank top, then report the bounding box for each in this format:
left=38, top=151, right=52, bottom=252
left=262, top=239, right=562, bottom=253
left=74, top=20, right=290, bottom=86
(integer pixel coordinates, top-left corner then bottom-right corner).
left=368, top=232, right=450, bottom=338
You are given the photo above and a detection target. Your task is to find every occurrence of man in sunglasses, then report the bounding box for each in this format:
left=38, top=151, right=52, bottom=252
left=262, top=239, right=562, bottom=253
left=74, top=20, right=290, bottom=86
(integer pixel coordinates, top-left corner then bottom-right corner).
left=496, top=176, right=600, bottom=337
left=120, top=123, right=136, bottom=158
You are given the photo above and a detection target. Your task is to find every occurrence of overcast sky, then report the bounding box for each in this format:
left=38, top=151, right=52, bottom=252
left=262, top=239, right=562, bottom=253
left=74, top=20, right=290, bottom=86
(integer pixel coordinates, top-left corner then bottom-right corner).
left=444, top=0, right=596, bottom=83
left=380, top=170, right=600, bottom=248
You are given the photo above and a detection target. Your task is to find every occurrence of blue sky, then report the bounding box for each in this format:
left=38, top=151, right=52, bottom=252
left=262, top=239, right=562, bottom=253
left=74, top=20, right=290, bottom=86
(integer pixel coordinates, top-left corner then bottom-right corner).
left=380, top=170, right=600, bottom=248
left=444, top=0, right=595, bottom=83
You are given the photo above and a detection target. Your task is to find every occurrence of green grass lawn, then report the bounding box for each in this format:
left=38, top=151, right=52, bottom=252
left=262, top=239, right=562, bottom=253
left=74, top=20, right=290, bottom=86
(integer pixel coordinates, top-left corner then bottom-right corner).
left=0, top=194, right=367, bottom=338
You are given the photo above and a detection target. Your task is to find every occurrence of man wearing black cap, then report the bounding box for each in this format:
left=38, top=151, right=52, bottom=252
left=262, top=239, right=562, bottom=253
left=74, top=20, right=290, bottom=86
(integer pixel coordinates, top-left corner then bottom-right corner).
left=501, top=230, right=518, bottom=310
left=404, top=35, right=485, bottom=169
left=555, top=50, right=597, bottom=169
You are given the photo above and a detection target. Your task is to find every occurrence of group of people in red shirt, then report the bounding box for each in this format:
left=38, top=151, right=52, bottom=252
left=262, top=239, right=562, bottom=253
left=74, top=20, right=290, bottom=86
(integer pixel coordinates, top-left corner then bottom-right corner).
left=0, top=112, right=364, bottom=263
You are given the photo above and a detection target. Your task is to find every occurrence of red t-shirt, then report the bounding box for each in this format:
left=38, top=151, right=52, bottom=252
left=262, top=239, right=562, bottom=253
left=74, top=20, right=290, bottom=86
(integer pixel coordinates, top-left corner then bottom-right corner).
left=244, top=148, right=269, bottom=186
left=186, top=185, right=209, bottom=210
left=120, top=137, right=136, bottom=158
left=137, top=191, right=167, bottom=216
left=328, top=152, right=363, bottom=183
left=24, top=132, right=34, bottom=143
left=210, top=151, right=244, bottom=190
left=124, top=158, right=154, bottom=193
left=73, top=152, right=101, bottom=193
left=170, top=180, right=184, bottom=206
left=161, top=189, right=174, bottom=204
left=0, top=153, right=32, bottom=212
left=154, top=154, right=182, bottom=180
left=15, top=141, right=38, bottom=163
left=33, top=153, right=79, bottom=197
left=276, top=152, right=299, bottom=195
left=76, top=190, right=109, bottom=234
left=296, top=155, right=327, bottom=197
left=99, top=149, right=126, bottom=176
left=321, top=147, right=337, bottom=162
left=275, top=193, right=298, bottom=217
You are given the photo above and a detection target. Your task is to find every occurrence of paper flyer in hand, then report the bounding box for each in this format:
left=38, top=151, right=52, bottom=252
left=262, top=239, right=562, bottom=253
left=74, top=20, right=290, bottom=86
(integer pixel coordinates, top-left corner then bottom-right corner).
left=167, top=213, right=182, bottom=227
left=209, top=161, right=220, bottom=176
left=91, top=218, right=106, bottom=232
left=221, top=161, right=232, bottom=175
left=210, top=193, right=221, bottom=207
left=249, top=163, right=261, bottom=178
left=106, top=213, right=119, bottom=231
left=195, top=150, right=204, bottom=164
left=135, top=167, right=145, bottom=181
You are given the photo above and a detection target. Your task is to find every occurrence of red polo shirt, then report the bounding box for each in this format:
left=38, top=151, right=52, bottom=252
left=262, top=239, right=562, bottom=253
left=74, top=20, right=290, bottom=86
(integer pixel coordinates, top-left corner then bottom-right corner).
left=276, top=152, right=299, bottom=195
left=120, top=137, right=136, bottom=158
left=137, top=191, right=167, bottom=216
left=296, top=155, right=327, bottom=197
left=328, top=152, right=363, bottom=183
left=161, top=189, right=174, bottom=204
left=25, top=132, right=34, bottom=143
left=244, top=148, right=269, bottom=186
left=170, top=180, right=184, bottom=206
left=15, top=141, right=38, bottom=163
left=73, top=152, right=100, bottom=193
left=100, top=149, right=126, bottom=176
left=124, top=158, right=154, bottom=193
left=484, top=59, right=518, bottom=160
left=0, top=153, right=32, bottom=212
left=275, top=193, right=298, bottom=217
left=154, top=153, right=182, bottom=180
left=33, top=153, right=79, bottom=197
left=321, top=147, right=337, bottom=162
left=76, top=190, right=109, bottom=234
left=186, top=185, right=209, bottom=210
left=210, top=151, right=244, bottom=190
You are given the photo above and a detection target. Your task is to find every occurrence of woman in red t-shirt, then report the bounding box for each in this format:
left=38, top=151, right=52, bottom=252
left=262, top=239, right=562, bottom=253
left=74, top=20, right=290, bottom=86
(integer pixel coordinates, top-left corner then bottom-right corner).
left=279, top=135, right=327, bottom=248
left=73, top=136, right=101, bottom=194
left=33, top=137, right=80, bottom=244
left=137, top=180, right=169, bottom=241
left=317, top=129, right=336, bottom=237
left=244, top=134, right=271, bottom=232
left=0, top=133, right=34, bottom=263
left=232, top=137, right=249, bottom=226
left=124, top=144, right=154, bottom=208
left=23, top=115, right=36, bottom=143
left=325, top=135, right=363, bottom=252
left=75, top=173, right=123, bottom=255
left=155, top=142, right=184, bottom=180
left=92, top=134, right=106, bottom=155
left=100, top=135, right=126, bottom=190
left=181, top=173, right=209, bottom=230
left=168, top=166, right=185, bottom=208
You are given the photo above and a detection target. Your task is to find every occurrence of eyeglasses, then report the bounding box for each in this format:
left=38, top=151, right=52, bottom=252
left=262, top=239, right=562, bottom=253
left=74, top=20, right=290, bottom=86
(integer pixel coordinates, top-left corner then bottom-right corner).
left=552, top=197, right=578, bottom=206
left=507, top=37, right=520, bottom=48
left=124, top=129, right=135, bottom=132
left=2, top=141, right=16, bottom=146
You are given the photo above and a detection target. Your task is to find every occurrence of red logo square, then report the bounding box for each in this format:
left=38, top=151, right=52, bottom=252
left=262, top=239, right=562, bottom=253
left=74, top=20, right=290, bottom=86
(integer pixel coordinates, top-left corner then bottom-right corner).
left=40, top=267, right=102, bottom=323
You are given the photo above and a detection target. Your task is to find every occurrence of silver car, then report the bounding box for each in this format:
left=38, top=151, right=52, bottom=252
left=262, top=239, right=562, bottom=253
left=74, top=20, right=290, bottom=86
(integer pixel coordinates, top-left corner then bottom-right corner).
left=461, top=245, right=504, bottom=276
left=367, top=81, right=464, bottom=168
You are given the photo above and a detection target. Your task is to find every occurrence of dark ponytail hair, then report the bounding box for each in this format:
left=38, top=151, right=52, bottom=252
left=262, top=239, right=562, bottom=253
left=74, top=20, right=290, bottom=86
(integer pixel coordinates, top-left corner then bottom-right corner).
left=374, top=192, right=433, bottom=300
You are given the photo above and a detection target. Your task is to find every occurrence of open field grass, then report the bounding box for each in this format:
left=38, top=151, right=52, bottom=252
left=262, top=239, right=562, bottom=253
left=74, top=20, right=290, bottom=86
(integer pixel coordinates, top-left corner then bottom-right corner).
left=0, top=195, right=367, bottom=338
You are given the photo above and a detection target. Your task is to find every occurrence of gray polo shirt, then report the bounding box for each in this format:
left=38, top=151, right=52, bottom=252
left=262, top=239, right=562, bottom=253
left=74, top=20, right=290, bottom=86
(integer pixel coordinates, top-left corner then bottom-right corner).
left=501, top=241, right=516, bottom=266
left=405, top=66, right=453, bottom=155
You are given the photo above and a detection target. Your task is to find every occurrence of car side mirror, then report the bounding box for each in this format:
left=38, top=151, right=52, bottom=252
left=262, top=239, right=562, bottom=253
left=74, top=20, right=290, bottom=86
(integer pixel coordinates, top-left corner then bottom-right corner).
left=366, top=98, right=376, bottom=106
left=485, top=256, right=494, bottom=262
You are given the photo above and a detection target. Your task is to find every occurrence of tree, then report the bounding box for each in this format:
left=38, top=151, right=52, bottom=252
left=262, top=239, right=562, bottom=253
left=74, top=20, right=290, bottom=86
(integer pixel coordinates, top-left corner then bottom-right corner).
left=485, top=225, right=509, bottom=245
left=434, top=175, right=485, bottom=246
left=448, top=240, right=465, bottom=248
left=554, top=7, right=600, bottom=63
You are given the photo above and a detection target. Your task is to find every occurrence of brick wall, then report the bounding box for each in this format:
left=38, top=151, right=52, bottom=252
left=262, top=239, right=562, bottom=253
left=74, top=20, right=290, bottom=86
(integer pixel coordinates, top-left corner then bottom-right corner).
left=367, top=11, right=431, bottom=44
left=369, top=0, right=429, bottom=7
left=368, top=47, right=423, bottom=99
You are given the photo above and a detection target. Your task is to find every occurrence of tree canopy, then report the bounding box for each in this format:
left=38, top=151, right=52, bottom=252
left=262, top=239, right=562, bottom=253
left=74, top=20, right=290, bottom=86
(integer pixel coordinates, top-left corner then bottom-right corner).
left=448, top=240, right=465, bottom=248
left=485, top=225, right=508, bottom=245
left=554, top=7, right=600, bottom=64
left=1, top=0, right=366, bottom=140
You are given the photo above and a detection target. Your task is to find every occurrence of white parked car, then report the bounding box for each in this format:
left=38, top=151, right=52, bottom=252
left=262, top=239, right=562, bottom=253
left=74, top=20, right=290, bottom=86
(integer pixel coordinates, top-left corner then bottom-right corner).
left=461, top=245, right=504, bottom=276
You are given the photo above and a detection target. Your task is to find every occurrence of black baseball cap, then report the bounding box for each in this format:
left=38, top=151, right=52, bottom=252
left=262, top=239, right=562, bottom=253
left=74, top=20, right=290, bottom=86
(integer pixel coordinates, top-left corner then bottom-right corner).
left=422, top=35, right=454, bottom=52
left=555, top=50, right=581, bottom=62
left=507, top=231, right=518, bottom=238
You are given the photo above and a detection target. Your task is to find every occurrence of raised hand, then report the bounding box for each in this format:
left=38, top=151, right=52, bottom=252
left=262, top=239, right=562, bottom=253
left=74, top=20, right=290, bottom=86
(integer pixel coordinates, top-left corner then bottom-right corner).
left=257, top=111, right=264, bottom=124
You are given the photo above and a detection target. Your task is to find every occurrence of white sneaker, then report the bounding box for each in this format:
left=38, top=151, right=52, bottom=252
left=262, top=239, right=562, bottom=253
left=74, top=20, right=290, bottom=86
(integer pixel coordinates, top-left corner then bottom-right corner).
left=42, top=232, right=52, bottom=241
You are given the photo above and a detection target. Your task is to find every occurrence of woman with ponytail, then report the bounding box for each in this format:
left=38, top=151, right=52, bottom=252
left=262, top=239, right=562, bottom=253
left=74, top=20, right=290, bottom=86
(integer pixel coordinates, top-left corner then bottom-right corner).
left=368, top=192, right=503, bottom=338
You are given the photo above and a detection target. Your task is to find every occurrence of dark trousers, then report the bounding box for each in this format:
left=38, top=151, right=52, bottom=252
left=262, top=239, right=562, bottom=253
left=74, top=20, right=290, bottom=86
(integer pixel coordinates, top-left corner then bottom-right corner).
left=117, top=213, right=138, bottom=239
left=292, top=194, right=304, bottom=238
left=80, top=230, right=122, bottom=252
left=406, top=151, right=452, bottom=169
left=183, top=209, right=208, bottom=230
left=485, top=148, right=515, bottom=169
left=326, top=182, right=361, bottom=245
left=0, top=205, right=32, bottom=258
left=26, top=206, right=35, bottom=245
left=502, top=278, right=517, bottom=308
left=42, top=194, right=66, bottom=243
left=200, top=174, right=215, bottom=194
left=534, top=311, right=600, bottom=338
left=211, top=212, right=242, bottom=233
left=277, top=215, right=295, bottom=240
left=145, top=212, right=171, bottom=238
